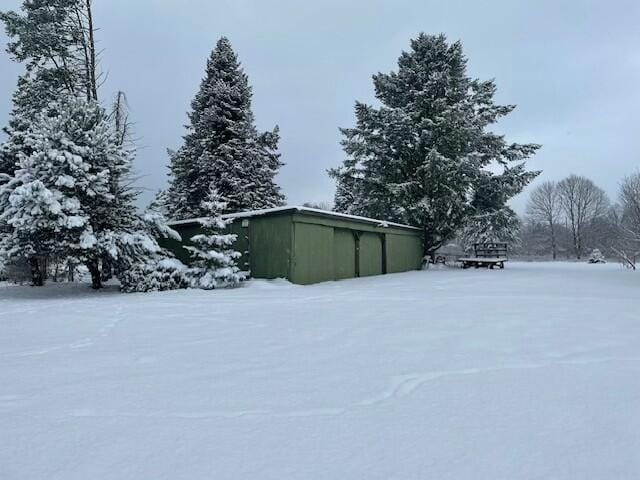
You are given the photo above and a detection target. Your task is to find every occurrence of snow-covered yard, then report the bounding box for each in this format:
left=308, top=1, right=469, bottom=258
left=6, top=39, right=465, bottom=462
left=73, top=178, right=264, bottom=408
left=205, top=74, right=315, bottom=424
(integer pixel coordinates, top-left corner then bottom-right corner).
left=1, top=262, right=639, bottom=479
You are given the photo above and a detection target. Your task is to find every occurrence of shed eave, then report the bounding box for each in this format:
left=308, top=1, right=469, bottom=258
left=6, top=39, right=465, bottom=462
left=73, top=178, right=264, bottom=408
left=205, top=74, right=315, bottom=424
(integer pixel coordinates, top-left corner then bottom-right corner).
left=167, top=206, right=421, bottom=231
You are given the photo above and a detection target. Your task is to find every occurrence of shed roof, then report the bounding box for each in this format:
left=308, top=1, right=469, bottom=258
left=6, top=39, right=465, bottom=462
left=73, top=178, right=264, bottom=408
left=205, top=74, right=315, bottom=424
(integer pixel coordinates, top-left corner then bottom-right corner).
left=168, top=206, right=421, bottom=231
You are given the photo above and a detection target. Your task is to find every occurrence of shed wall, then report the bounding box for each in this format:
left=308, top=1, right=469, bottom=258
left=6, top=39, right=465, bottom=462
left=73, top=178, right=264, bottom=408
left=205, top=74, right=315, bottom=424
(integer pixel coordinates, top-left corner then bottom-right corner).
left=333, top=229, right=357, bottom=280
left=162, top=210, right=423, bottom=285
left=385, top=233, right=424, bottom=273
left=159, top=224, right=199, bottom=265
left=160, top=221, right=251, bottom=272
left=358, top=232, right=384, bottom=277
left=291, top=222, right=335, bottom=285
left=247, top=214, right=293, bottom=279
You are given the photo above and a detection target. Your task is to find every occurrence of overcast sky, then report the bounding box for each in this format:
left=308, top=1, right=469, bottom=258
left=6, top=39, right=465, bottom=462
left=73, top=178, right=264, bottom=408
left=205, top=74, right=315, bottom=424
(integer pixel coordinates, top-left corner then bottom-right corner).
left=1, top=0, right=639, bottom=212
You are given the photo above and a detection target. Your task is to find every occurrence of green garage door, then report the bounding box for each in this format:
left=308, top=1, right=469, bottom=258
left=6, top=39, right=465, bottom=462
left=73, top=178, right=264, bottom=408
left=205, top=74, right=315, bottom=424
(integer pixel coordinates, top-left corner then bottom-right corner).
left=333, top=229, right=357, bottom=280
left=385, top=233, right=423, bottom=273
left=292, top=222, right=334, bottom=284
left=358, top=232, right=384, bottom=277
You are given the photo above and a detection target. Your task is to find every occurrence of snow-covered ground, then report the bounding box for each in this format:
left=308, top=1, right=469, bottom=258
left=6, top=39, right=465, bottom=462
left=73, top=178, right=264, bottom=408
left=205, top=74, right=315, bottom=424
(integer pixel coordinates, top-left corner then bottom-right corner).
left=1, top=262, right=639, bottom=479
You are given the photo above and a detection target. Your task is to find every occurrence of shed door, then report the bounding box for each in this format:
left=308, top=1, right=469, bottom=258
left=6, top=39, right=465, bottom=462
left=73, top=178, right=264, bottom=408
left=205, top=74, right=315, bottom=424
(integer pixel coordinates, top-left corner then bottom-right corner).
left=333, top=229, right=357, bottom=280
left=358, top=232, right=384, bottom=277
left=292, top=222, right=334, bottom=284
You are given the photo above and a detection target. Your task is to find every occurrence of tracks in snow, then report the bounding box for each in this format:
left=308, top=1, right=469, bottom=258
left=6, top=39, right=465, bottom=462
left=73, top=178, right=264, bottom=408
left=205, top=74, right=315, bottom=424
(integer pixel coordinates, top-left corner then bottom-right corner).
left=64, top=355, right=639, bottom=422
left=4, top=303, right=125, bottom=358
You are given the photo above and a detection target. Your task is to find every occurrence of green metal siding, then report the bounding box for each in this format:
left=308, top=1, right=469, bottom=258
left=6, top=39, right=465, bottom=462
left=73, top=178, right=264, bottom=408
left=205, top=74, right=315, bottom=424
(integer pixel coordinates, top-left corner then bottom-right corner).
left=358, top=232, right=383, bottom=277
left=160, top=208, right=424, bottom=285
left=158, top=220, right=251, bottom=272
left=247, top=214, right=293, bottom=279
left=158, top=224, right=199, bottom=265
left=333, top=229, right=357, bottom=280
left=291, top=213, right=410, bottom=236
left=385, top=233, right=424, bottom=273
left=291, top=222, right=334, bottom=285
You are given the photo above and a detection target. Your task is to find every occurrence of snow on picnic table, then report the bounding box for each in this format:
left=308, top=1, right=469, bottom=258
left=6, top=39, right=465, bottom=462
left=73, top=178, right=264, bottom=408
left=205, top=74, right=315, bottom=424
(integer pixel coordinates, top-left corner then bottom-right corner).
left=1, top=262, right=639, bottom=480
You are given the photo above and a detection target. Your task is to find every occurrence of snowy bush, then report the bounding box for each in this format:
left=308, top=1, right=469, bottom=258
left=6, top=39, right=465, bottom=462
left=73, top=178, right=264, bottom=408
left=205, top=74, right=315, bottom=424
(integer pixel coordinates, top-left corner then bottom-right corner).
left=119, top=258, right=190, bottom=293
left=588, top=249, right=606, bottom=264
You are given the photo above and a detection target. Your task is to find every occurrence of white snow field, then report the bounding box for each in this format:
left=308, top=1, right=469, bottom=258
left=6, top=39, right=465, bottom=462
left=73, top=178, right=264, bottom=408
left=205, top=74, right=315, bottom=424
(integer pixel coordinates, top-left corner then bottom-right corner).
left=1, top=262, right=639, bottom=480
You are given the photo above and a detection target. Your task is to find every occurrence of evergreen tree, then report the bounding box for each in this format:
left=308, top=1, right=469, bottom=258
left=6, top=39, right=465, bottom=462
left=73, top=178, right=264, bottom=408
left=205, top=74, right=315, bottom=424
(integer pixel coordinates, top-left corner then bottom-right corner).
left=0, top=0, right=99, bottom=173
left=0, top=98, right=170, bottom=289
left=460, top=209, right=521, bottom=249
left=0, top=99, right=111, bottom=286
left=184, top=187, right=243, bottom=289
left=461, top=165, right=536, bottom=247
left=0, top=0, right=98, bottom=108
left=330, top=33, right=539, bottom=253
left=117, top=196, right=189, bottom=293
left=163, top=37, right=284, bottom=220
left=1, top=1, right=185, bottom=290
left=1, top=0, right=100, bottom=283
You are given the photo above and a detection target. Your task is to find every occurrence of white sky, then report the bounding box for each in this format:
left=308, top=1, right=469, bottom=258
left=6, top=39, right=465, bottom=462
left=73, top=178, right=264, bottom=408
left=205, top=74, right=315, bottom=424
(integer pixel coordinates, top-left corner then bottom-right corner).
left=1, top=0, right=639, bottom=212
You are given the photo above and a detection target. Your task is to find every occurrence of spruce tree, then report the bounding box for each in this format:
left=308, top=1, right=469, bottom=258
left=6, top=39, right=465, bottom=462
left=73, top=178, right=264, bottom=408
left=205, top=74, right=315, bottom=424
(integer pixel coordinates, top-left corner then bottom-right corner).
left=0, top=98, right=170, bottom=289
left=0, top=0, right=100, bottom=284
left=460, top=165, right=537, bottom=247
left=330, top=33, right=539, bottom=253
left=0, top=99, right=115, bottom=287
left=0, top=0, right=99, bottom=173
left=184, top=186, right=243, bottom=289
left=164, top=37, right=284, bottom=220
left=1, top=1, right=183, bottom=289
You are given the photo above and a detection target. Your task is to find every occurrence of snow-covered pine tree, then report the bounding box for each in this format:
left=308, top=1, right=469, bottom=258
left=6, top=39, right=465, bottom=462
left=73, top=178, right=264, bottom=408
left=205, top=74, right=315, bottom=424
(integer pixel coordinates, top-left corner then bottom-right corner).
left=0, top=100, right=111, bottom=286
left=163, top=37, right=284, bottom=220
left=184, top=187, right=243, bottom=289
left=1, top=0, right=100, bottom=283
left=2, top=1, right=186, bottom=290
left=0, top=0, right=99, bottom=161
left=460, top=165, right=537, bottom=247
left=0, top=98, right=170, bottom=289
left=117, top=204, right=189, bottom=293
left=0, top=0, right=98, bottom=104
left=460, top=209, right=521, bottom=250
left=330, top=33, right=540, bottom=254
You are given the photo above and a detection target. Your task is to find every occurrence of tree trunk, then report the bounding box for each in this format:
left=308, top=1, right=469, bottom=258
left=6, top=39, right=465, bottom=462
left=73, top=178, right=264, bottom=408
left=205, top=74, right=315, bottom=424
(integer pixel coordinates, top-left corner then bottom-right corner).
left=576, top=233, right=582, bottom=259
left=549, top=221, right=557, bottom=260
left=87, top=258, right=102, bottom=290
left=53, top=259, right=60, bottom=282
left=30, top=257, right=44, bottom=287
left=86, top=0, right=98, bottom=101
left=101, top=255, right=113, bottom=282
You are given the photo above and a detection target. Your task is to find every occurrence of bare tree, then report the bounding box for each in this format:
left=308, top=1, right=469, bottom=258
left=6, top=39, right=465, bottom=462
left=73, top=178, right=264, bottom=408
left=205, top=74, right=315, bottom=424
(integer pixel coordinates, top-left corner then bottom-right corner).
left=557, top=175, right=609, bottom=259
left=615, top=172, right=640, bottom=267
left=620, top=173, right=640, bottom=241
left=110, top=91, right=133, bottom=146
left=526, top=181, right=561, bottom=259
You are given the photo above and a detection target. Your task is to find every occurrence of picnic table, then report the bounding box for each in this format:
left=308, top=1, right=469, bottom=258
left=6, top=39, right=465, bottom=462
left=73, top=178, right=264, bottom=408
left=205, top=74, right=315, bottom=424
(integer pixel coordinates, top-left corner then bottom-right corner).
left=459, top=242, right=508, bottom=269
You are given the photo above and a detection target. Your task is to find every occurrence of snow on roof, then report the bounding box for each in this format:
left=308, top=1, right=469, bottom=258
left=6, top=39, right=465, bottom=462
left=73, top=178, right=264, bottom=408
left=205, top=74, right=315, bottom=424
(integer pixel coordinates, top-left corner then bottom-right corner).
left=168, top=206, right=421, bottom=231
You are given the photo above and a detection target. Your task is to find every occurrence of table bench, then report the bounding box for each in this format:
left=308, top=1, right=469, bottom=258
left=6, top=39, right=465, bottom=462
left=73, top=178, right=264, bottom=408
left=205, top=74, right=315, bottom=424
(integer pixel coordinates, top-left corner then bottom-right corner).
left=459, top=243, right=508, bottom=269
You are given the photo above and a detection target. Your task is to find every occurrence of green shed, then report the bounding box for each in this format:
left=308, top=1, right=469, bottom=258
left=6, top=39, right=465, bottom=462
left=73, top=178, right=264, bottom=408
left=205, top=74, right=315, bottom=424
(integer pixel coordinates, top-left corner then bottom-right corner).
left=163, top=206, right=424, bottom=285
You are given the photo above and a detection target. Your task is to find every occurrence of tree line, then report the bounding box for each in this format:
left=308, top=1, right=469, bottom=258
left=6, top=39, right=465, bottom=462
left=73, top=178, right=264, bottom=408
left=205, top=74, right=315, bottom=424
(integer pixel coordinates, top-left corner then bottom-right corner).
left=521, top=174, right=640, bottom=266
